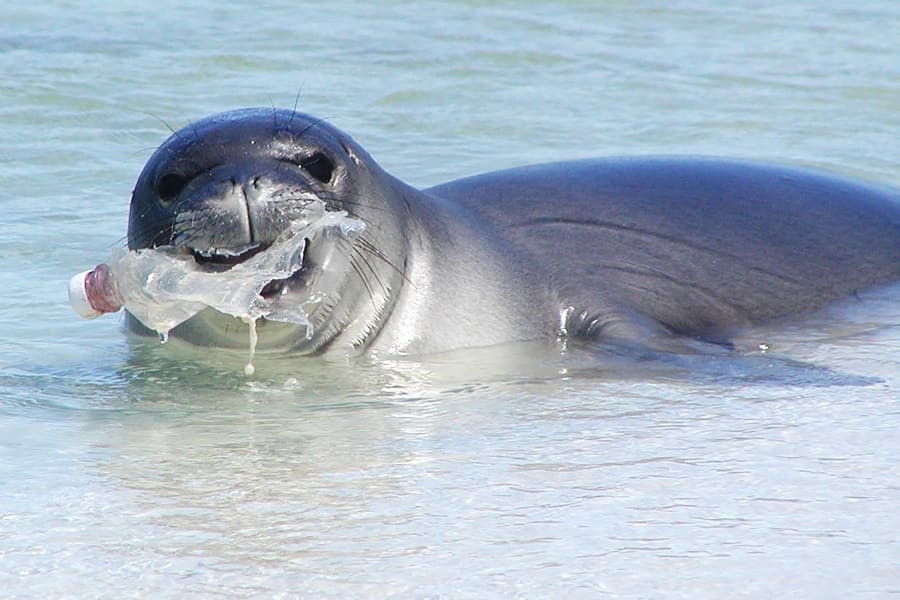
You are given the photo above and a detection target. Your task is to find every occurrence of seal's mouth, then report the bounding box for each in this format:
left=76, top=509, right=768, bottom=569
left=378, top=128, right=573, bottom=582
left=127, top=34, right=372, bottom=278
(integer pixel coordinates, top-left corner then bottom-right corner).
left=189, top=239, right=311, bottom=300
left=191, top=243, right=269, bottom=269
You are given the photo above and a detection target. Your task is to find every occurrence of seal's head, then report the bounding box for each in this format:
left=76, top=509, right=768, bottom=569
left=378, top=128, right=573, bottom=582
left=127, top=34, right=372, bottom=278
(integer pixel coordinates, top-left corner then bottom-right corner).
left=128, top=108, right=408, bottom=354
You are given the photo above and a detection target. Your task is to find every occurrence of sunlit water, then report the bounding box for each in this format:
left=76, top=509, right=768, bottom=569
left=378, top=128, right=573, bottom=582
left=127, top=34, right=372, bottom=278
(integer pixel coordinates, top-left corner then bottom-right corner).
left=2, top=1, right=899, bottom=597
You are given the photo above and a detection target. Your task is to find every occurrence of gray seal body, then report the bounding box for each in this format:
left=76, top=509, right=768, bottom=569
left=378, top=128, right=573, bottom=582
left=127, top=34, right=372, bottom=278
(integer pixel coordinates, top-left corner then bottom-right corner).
left=126, top=109, right=900, bottom=355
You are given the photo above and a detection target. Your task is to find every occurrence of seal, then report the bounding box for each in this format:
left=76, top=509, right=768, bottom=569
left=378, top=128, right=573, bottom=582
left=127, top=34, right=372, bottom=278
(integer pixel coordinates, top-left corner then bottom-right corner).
left=127, top=108, right=900, bottom=356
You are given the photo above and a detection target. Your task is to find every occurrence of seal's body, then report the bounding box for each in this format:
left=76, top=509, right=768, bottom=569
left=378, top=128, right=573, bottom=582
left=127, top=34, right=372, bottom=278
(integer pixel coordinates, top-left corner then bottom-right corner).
left=127, top=109, right=900, bottom=356
left=427, top=158, right=900, bottom=348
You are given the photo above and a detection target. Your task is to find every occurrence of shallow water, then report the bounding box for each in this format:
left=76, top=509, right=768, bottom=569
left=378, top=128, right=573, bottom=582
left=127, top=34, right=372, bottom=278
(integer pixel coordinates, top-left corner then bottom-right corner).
left=2, top=1, right=899, bottom=597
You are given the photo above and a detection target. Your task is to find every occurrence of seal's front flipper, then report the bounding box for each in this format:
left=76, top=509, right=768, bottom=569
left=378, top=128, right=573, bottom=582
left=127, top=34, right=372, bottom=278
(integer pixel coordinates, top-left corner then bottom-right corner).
left=559, top=306, right=733, bottom=356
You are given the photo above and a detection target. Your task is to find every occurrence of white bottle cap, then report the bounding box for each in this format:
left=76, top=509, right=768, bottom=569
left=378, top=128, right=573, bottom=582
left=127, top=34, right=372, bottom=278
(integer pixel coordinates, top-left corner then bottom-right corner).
left=68, top=270, right=101, bottom=319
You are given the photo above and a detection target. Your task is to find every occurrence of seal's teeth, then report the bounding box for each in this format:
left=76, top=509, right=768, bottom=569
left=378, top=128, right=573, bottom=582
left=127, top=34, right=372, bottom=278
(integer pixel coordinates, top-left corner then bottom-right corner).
left=190, top=242, right=270, bottom=268
left=216, top=244, right=263, bottom=258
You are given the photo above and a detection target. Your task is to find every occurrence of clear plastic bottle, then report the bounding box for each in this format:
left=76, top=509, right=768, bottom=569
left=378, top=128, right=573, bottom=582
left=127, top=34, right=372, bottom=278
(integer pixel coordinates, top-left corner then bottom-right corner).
left=68, top=247, right=211, bottom=335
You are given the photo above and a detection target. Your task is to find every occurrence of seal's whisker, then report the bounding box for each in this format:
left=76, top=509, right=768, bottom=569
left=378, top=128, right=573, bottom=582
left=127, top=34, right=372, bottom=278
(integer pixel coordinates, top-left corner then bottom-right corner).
left=357, top=236, right=410, bottom=285
left=349, top=254, right=379, bottom=308
left=136, top=111, right=181, bottom=138
left=351, top=247, right=389, bottom=299
left=287, top=87, right=304, bottom=128
left=125, top=217, right=176, bottom=249
left=187, top=119, right=201, bottom=142
left=336, top=199, right=391, bottom=216
left=296, top=117, right=328, bottom=141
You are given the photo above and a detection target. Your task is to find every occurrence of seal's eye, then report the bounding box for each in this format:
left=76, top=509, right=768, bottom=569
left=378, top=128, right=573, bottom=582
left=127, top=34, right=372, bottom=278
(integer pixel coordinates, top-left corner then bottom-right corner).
left=299, top=152, right=334, bottom=184
left=157, top=173, right=190, bottom=205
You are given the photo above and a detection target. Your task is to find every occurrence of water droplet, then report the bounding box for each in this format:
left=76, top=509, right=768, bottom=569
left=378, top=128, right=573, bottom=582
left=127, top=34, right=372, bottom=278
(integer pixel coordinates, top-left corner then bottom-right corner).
left=244, top=317, right=258, bottom=377
left=758, top=342, right=769, bottom=353
left=159, top=331, right=169, bottom=344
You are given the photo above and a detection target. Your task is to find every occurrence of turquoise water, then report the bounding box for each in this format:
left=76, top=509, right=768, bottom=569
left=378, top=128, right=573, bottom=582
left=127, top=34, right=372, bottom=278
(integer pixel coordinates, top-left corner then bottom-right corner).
left=2, top=1, right=899, bottom=597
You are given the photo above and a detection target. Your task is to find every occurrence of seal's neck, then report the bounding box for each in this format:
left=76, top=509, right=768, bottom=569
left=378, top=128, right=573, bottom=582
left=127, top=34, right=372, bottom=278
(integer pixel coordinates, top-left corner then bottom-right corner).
left=364, top=178, right=550, bottom=355
left=311, top=175, right=415, bottom=356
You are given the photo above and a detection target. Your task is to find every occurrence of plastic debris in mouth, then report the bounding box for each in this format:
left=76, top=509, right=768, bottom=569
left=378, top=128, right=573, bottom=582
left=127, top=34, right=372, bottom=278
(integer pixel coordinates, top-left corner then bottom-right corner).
left=69, top=201, right=365, bottom=374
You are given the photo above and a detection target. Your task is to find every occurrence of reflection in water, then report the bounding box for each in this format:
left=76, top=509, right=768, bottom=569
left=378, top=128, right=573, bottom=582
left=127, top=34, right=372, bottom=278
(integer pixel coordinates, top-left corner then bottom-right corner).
left=53, top=342, right=894, bottom=596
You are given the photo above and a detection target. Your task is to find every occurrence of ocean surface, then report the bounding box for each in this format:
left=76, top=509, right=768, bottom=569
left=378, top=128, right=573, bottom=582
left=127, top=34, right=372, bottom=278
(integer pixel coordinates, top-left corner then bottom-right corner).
left=1, top=1, right=899, bottom=597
